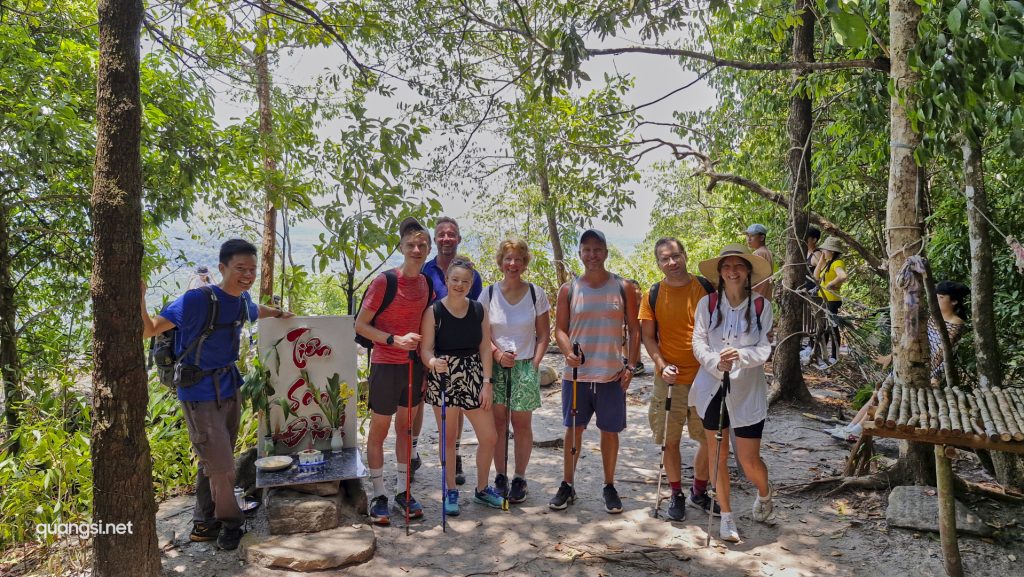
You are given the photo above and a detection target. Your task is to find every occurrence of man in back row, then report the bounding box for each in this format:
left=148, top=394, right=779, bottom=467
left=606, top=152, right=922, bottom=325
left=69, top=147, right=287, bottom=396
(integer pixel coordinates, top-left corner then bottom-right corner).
left=640, top=237, right=720, bottom=521
left=142, top=239, right=294, bottom=550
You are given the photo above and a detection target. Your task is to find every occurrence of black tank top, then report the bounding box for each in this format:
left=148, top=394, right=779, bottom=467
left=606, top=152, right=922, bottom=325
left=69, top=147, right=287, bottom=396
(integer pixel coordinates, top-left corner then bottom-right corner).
left=434, top=300, right=483, bottom=356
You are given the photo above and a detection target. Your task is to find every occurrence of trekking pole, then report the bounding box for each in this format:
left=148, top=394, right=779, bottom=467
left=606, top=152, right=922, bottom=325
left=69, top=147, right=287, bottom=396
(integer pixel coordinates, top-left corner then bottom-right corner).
left=406, top=352, right=414, bottom=536
left=440, top=369, right=448, bottom=533
left=653, top=366, right=675, bottom=518
left=706, top=372, right=731, bottom=547
left=501, top=348, right=514, bottom=511
left=569, top=342, right=585, bottom=484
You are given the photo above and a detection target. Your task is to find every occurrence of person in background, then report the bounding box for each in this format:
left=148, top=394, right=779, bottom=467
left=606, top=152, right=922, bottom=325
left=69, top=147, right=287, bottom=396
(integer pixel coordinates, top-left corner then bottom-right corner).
left=481, top=238, right=551, bottom=504
left=813, top=237, right=848, bottom=366
left=187, top=265, right=213, bottom=290
left=744, top=224, right=774, bottom=300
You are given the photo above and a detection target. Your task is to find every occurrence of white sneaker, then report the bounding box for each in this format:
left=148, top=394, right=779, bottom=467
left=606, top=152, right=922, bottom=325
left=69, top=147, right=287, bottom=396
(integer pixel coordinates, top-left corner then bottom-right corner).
left=719, top=513, right=740, bottom=542
left=752, top=492, right=774, bottom=522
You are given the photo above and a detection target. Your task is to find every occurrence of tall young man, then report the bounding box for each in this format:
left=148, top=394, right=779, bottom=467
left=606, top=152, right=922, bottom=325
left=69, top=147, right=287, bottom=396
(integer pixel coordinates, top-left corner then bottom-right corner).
left=549, top=229, right=640, bottom=514
left=142, top=239, right=294, bottom=550
left=639, top=237, right=720, bottom=521
left=355, top=218, right=433, bottom=525
left=416, top=216, right=482, bottom=484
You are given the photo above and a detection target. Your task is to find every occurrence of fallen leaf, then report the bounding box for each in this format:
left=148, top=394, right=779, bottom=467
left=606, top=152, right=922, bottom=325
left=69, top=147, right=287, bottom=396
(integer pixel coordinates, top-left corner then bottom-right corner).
left=831, top=551, right=842, bottom=557
left=1008, top=554, right=1017, bottom=562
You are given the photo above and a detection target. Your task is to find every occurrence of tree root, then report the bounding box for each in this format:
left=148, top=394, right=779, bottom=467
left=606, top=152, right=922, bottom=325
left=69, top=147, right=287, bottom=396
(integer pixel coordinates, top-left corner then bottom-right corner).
left=779, top=466, right=1024, bottom=503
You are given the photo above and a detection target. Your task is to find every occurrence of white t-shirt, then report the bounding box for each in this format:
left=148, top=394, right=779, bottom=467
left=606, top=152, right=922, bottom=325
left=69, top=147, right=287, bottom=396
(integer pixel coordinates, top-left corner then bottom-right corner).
left=479, top=282, right=551, bottom=360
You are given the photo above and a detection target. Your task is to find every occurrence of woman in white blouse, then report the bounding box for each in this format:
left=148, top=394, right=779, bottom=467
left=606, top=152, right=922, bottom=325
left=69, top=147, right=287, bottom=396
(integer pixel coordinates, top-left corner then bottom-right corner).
left=480, top=238, right=552, bottom=505
left=692, top=243, right=774, bottom=543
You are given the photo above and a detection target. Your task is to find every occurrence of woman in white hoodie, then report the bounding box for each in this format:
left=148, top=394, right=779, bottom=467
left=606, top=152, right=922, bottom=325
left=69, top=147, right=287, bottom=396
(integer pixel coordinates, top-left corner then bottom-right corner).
left=692, top=244, right=774, bottom=543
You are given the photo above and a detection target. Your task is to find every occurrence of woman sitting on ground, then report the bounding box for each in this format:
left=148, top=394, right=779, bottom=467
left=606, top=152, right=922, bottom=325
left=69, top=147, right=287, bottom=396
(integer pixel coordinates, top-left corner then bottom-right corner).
left=692, top=244, right=774, bottom=544
left=829, top=280, right=970, bottom=441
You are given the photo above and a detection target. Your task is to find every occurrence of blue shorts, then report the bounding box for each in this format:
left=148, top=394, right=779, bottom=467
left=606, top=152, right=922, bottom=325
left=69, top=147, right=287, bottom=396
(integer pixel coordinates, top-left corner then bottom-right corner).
left=561, top=379, right=627, bottom=433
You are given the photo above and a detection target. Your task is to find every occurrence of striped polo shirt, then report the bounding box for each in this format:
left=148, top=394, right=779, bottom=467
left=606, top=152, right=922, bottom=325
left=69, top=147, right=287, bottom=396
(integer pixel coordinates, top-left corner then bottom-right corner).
left=562, top=275, right=626, bottom=383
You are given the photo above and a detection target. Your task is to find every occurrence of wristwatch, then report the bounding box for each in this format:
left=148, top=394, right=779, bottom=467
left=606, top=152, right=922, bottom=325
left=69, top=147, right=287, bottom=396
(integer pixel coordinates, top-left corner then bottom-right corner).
left=485, top=377, right=494, bottom=384
left=385, top=334, right=395, bottom=346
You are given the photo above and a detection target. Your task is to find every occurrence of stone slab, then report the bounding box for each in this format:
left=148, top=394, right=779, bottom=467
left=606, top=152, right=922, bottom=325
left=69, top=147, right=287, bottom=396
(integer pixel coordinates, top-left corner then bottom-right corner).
left=256, top=447, right=367, bottom=489
left=289, top=480, right=341, bottom=496
left=240, top=523, right=376, bottom=571
left=267, top=489, right=340, bottom=535
left=886, top=485, right=994, bottom=537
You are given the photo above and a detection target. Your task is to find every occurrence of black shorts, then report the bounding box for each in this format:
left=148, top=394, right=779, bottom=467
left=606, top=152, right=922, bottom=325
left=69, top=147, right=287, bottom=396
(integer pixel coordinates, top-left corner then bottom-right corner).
left=368, top=361, right=424, bottom=416
left=700, top=387, right=766, bottom=439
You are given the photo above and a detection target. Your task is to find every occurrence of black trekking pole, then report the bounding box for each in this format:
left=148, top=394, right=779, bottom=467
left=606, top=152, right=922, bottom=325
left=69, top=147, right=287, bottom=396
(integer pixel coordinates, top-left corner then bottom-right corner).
left=653, top=367, right=675, bottom=518
left=569, top=342, right=586, bottom=484
left=501, top=350, right=513, bottom=511
left=440, top=369, right=448, bottom=533
left=706, top=372, right=731, bottom=547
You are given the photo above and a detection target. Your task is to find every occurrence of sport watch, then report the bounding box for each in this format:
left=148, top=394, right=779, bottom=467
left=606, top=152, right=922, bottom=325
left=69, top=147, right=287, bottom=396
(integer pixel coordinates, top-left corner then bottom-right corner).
left=385, top=334, right=395, bottom=346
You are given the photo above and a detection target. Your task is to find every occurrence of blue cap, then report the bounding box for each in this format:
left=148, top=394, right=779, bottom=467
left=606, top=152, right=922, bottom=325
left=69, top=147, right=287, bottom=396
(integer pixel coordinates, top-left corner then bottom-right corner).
left=745, top=223, right=768, bottom=235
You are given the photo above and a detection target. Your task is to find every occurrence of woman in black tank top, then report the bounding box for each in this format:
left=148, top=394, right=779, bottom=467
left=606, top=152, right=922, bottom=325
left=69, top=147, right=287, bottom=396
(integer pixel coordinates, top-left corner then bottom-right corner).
left=420, top=258, right=504, bottom=515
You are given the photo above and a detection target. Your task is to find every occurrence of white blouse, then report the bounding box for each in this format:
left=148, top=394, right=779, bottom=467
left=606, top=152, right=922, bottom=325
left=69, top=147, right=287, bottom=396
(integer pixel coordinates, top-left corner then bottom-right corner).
left=690, top=294, right=773, bottom=429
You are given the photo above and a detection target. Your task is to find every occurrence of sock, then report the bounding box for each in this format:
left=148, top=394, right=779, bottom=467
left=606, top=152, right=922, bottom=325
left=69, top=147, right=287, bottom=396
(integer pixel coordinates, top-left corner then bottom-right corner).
left=721, top=511, right=734, bottom=522
left=369, top=468, right=385, bottom=498
left=396, top=462, right=408, bottom=492
left=455, top=441, right=461, bottom=457
left=412, top=436, right=420, bottom=459
left=670, top=481, right=682, bottom=495
left=513, top=474, right=525, bottom=481
left=693, top=478, right=709, bottom=495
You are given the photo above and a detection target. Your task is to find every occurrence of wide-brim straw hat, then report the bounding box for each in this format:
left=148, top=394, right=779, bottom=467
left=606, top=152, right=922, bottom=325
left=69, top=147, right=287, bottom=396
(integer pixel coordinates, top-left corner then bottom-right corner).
left=819, top=236, right=844, bottom=255
left=698, top=243, right=772, bottom=286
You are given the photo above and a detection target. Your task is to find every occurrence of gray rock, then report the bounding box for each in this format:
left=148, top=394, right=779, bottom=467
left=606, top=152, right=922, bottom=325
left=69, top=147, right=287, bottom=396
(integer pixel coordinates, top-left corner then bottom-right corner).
left=886, top=485, right=994, bottom=537
left=240, top=524, right=376, bottom=571
left=267, top=488, right=340, bottom=535
left=289, top=480, right=340, bottom=497
left=539, top=363, right=559, bottom=387
left=340, top=478, right=368, bottom=519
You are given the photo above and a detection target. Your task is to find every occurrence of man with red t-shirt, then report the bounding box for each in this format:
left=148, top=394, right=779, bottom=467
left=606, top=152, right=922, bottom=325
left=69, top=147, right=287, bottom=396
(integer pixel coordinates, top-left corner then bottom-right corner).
left=355, top=218, right=433, bottom=525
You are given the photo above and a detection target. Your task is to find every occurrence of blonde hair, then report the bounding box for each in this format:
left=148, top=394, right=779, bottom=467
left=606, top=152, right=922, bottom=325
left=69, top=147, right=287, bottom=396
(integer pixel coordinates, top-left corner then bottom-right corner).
left=495, top=238, right=531, bottom=267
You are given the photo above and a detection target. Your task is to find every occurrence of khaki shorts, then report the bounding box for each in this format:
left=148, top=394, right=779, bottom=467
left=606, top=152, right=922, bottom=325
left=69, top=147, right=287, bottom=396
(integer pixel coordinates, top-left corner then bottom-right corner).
left=648, top=375, right=706, bottom=445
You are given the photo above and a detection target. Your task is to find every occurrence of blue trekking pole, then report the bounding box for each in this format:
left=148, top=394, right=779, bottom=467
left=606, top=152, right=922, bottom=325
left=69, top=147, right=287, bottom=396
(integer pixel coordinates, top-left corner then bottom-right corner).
left=440, top=369, right=448, bottom=533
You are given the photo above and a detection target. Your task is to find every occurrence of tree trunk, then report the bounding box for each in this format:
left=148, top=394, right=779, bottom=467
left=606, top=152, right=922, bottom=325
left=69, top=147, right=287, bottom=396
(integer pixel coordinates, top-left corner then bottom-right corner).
left=773, top=0, right=814, bottom=403
left=256, top=0, right=278, bottom=304
left=91, top=0, right=160, bottom=574
left=0, top=201, right=21, bottom=444
left=535, top=139, right=567, bottom=285
left=888, top=0, right=932, bottom=485
left=964, top=140, right=1022, bottom=489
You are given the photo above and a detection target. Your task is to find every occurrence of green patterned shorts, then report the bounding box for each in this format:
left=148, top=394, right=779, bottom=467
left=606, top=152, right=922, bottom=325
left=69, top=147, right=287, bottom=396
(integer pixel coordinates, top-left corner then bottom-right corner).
left=493, top=359, right=542, bottom=412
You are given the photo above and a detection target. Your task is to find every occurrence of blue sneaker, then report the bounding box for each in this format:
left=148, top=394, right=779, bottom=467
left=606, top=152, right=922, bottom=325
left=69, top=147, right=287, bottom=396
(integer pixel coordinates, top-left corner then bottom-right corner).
left=394, top=491, right=423, bottom=519
left=445, top=489, right=460, bottom=516
left=369, top=495, right=390, bottom=526
left=473, top=486, right=504, bottom=509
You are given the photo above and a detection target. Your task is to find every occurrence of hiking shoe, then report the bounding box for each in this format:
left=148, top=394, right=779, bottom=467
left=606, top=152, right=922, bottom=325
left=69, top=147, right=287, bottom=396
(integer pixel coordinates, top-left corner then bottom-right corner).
left=752, top=492, right=774, bottom=522
left=666, top=492, right=686, bottom=521
left=473, top=486, right=504, bottom=509
left=369, top=495, right=390, bottom=526
left=509, top=477, right=528, bottom=503
left=394, top=491, right=424, bottom=519
left=687, top=489, right=721, bottom=517
left=445, top=489, right=460, bottom=516
left=189, top=520, right=221, bottom=542
left=603, top=484, right=623, bottom=514
left=455, top=455, right=466, bottom=486
left=494, top=473, right=509, bottom=497
left=216, top=525, right=244, bottom=551
left=719, top=514, right=740, bottom=542
left=631, top=361, right=646, bottom=376
left=549, top=481, right=576, bottom=510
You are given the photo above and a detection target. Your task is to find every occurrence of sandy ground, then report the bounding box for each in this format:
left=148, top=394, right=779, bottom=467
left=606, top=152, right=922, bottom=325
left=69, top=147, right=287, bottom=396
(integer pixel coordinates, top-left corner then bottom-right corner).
left=156, top=351, right=1024, bottom=577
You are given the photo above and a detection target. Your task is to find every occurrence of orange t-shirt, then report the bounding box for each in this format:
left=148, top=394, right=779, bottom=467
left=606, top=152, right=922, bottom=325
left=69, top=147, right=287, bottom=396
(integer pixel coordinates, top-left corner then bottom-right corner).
left=638, top=279, right=709, bottom=384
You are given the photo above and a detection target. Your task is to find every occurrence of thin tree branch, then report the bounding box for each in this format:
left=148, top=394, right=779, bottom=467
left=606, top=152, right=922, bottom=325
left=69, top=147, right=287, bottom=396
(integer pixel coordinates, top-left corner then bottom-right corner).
left=586, top=46, right=890, bottom=72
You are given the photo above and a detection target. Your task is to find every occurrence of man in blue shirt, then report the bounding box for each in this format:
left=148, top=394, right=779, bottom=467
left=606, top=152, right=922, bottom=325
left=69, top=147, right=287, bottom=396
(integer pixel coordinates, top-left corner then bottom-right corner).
left=415, top=217, right=482, bottom=484
left=142, top=239, right=293, bottom=550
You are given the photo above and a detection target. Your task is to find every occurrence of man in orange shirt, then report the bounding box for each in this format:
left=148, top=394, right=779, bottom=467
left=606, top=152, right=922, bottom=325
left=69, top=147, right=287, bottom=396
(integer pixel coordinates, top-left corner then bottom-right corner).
left=640, top=237, right=720, bottom=521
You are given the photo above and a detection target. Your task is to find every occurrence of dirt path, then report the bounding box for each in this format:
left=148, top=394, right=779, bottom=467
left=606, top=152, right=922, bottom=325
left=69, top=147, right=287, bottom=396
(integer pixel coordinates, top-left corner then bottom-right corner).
left=158, top=352, right=1024, bottom=577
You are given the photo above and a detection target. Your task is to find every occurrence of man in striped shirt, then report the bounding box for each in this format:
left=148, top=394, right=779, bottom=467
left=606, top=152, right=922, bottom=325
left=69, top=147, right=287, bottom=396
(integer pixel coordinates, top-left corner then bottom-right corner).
left=549, top=229, right=640, bottom=514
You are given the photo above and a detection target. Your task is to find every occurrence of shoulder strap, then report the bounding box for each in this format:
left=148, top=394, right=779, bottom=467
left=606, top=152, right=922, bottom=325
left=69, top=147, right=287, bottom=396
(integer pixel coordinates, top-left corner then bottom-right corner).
left=566, top=277, right=578, bottom=325
left=472, top=300, right=484, bottom=323
left=529, top=283, right=536, bottom=307
left=180, top=286, right=219, bottom=368
left=696, top=276, right=714, bottom=294
left=649, top=282, right=660, bottom=313
left=419, top=270, right=434, bottom=309
left=707, top=292, right=718, bottom=317
left=615, top=274, right=628, bottom=327
left=707, top=293, right=765, bottom=332
left=368, top=269, right=399, bottom=327
left=433, top=300, right=444, bottom=333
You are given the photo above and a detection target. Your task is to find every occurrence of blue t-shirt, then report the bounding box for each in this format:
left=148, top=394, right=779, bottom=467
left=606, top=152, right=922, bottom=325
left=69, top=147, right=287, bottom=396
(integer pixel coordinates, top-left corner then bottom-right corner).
left=160, top=285, right=259, bottom=402
left=422, top=257, right=483, bottom=303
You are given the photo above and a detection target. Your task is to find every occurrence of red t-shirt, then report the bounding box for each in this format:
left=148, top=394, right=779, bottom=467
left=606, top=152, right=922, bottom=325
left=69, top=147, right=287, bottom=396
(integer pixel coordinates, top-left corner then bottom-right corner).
left=362, top=268, right=431, bottom=364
